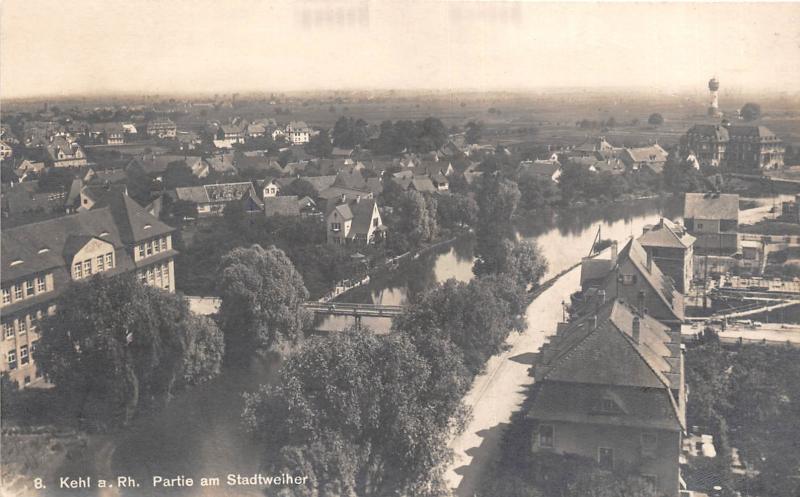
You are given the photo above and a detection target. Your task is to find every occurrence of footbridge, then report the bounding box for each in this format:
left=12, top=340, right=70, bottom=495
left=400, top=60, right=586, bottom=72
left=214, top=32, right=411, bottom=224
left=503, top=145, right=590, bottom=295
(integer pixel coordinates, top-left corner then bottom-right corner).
left=303, top=301, right=404, bottom=319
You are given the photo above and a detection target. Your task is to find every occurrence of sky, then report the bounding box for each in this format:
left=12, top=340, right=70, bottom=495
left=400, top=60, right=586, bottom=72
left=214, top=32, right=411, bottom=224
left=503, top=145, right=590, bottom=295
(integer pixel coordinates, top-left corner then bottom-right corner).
left=1, top=1, right=799, bottom=99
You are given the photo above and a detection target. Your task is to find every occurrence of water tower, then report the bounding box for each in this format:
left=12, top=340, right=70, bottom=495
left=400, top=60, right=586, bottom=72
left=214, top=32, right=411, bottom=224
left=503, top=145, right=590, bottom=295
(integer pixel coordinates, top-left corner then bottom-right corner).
left=707, top=77, right=721, bottom=117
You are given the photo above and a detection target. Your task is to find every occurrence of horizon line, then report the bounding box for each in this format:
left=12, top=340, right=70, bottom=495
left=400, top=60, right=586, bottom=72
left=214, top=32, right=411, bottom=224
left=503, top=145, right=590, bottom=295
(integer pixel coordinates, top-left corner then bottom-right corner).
left=4, top=85, right=800, bottom=103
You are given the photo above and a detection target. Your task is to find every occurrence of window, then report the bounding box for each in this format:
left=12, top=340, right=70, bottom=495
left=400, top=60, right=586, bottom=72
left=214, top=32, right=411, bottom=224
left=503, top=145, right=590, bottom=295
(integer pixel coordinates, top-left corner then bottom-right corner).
left=14, top=285, right=23, bottom=300
left=146, top=242, right=153, bottom=256
left=539, top=424, right=554, bottom=448
left=83, top=259, right=92, bottom=276
left=160, top=238, right=167, bottom=251
left=20, top=345, right=29, bottom=365
left=598, top=447, right=614, bottom=470
left=24, top=375, right=31, bottom=385
left=146, top=268, right=154, bottom=284
left=106, top=253, right=113, bottom=268
left=641, top=433, right=657, bottom=456
left=73, top=262, right=83, bottom=279
left=331, top=223, right=341, bottom=232
left=154, top=265, right=161, bottom=282
left=139, top=271, right=147, bottom=284
left=30, top=312, right=38, bottom=331
left=3, top=322, right=13, bottom=339
left=97, top=255, right=105, bottom=272
left=697, top=223, right=704, bottom=230
left=2, top=288, right=10, bottom=304
left=138, top=244, right=145, bottom=259
left=36, top=276, right=46, bottom=293
left=153, top=240, right=160, bottom=254
left=18, top=318, right=27, bottom=335
left=31, top=340, right=38, bottom=354
left=373, top=218, right=379, bottom=227
left=25, top=280, right=34, bottom=297
left=7, top=350, right=16, bottom=370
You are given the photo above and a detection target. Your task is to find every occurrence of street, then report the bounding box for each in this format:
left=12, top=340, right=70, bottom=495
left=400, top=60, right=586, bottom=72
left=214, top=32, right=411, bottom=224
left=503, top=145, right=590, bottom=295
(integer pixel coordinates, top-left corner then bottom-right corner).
left=445, top=266, right=582, bottom=496
left=683, top=322, right=800, bottom=346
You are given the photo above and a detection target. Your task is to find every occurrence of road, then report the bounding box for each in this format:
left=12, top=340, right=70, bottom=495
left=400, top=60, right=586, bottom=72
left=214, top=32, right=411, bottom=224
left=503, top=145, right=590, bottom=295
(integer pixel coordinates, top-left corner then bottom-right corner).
left=445, top=266, right=581, bottom=496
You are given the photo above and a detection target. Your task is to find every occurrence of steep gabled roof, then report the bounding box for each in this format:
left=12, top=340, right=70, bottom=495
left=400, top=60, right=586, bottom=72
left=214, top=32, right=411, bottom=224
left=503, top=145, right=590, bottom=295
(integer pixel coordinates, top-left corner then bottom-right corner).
left=348, top=199, right=379, bottom=236
left=2, top=192, right=173, bottom=283
left=618, top=238, right=683, bottom=315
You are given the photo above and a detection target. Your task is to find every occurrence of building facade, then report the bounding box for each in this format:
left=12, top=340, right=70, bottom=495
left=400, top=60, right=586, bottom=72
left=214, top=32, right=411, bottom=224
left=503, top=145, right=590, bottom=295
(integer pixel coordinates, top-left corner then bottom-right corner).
left=146, top=119, right=178, bottom=139
left=681, top=124, right=784, bottom=170
left=1, top=192, right=177, bottom=387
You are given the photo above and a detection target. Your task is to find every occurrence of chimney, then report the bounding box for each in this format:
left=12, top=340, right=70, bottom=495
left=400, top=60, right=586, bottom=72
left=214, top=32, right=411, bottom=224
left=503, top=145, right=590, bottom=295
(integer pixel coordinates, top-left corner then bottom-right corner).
left=598, top=289, right=606, bottom=304
left=632, top=316, right=640, bottom=344
left=340, top=193, right=347, bottom=204
left=610, top=241, right=618, bottom=261
left=590, top=315, right=597, bottom=330
left=355, top=195, right=361, bottom=204
left=646, top=250, right=653, bottom=272
left=637, top=290, right=646, bottom=315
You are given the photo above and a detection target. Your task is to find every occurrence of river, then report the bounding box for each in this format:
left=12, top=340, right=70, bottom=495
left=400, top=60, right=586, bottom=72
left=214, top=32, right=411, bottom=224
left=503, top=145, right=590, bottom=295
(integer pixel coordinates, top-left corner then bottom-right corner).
left=316, top=196, right=684, bottom=333
left=65, top=194, right=785, bottom=496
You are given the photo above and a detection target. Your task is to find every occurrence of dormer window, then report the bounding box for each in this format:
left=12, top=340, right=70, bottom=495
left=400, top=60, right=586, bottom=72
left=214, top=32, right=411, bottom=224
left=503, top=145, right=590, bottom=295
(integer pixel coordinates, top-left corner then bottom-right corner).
left=144, top=224, right=152, bottom=230
left=599, top=398, right=616, bottom=413
left=99, top=231, right=109, bottom=237
left=38, top=247, right=50, bottom=254
left=10, top=259, right=23, bottom=267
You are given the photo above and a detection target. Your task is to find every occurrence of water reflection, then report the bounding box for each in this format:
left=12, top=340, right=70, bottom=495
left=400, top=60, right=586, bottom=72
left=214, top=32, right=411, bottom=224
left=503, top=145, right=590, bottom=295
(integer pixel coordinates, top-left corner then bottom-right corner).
left=316, top=196, right=685, bottom=332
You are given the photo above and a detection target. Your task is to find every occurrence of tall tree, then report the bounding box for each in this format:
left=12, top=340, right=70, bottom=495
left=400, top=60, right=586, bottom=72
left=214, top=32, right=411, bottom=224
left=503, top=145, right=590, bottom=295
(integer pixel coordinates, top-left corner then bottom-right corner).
left=35, top=275, right=223, bottom=430
left=243, top=330, right=466, bottom=496
left=740, top=102, right=762, bottom=121
left=217, top=244, right=311, bottom=362
left=305, top=129, right=333, bottom=158
left=465, top=121, right=483, bottom=144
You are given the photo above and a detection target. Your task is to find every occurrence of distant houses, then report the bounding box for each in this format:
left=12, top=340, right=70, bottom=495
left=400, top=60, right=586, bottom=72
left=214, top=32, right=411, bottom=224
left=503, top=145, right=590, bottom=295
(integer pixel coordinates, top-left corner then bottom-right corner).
left=146, top=118, right=177, bottom=139
left=175, top=182, right=263, bottom=217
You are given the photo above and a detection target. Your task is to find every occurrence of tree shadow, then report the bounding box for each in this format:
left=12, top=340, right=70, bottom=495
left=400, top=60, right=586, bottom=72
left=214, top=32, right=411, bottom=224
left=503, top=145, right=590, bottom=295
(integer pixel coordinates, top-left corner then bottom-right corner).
left=452, top=422, right=510, bottom=497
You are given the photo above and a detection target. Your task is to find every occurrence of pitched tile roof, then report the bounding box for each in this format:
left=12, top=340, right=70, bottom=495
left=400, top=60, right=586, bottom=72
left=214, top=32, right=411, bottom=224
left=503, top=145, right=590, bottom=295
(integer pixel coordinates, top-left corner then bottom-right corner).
left=264, top=196, right=301, bottom=217
left=683, top=192, right=738, bottom=221
left=638, top=218, right=696, bottom=249
left=529, top=298, right=684, bottom=429
left=2, top=191, right=174, bottom=283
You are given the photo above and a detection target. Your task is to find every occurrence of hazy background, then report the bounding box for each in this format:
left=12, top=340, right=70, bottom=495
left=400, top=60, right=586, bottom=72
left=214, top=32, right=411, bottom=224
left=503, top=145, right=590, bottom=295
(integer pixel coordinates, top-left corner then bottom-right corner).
left=2, top=0, right=799, bottom=99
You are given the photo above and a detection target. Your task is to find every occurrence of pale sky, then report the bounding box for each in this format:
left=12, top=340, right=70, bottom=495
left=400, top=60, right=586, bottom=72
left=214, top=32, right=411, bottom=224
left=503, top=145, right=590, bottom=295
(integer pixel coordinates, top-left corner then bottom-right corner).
left=1, top=1, right=799, bottom=99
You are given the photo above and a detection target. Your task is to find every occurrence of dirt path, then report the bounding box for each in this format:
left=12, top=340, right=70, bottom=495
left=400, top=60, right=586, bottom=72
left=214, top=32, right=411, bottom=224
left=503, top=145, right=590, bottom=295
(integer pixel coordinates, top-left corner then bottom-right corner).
left=445, top=266, right=582, bottom=496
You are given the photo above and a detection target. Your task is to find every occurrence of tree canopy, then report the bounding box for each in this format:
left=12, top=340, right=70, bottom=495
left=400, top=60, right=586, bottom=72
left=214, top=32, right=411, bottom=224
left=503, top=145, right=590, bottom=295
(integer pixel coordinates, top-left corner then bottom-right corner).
left=740, top=102, right=762, bottom=122
left=243, top=330, right=467, bottom=496
left=35, top=275, right=223, bottom=430
left=217, top=244, right=311, bottom=362
left=647, top=113, right=664, bottom=126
